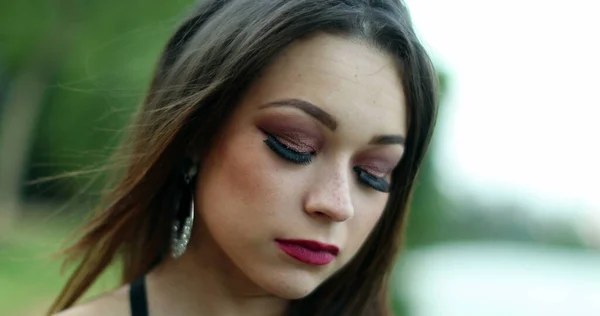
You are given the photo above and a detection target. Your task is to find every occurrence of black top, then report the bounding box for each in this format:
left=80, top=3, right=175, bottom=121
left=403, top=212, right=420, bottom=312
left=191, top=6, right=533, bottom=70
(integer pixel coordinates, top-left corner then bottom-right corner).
left=129, top=276, right=149, bottom=316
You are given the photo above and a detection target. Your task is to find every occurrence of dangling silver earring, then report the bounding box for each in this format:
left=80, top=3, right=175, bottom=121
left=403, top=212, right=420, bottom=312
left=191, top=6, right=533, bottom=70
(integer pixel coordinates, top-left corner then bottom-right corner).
left=171, top=163, right=197, bottom=259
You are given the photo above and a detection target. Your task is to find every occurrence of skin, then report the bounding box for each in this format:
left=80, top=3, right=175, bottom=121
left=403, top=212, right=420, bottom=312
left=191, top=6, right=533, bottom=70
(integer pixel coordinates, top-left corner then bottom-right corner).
left=56, top=33, right=407, bottom=316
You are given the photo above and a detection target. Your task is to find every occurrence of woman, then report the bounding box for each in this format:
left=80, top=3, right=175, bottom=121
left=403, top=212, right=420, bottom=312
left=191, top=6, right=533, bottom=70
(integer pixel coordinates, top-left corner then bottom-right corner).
left=50, top=0, right=438, bottom=315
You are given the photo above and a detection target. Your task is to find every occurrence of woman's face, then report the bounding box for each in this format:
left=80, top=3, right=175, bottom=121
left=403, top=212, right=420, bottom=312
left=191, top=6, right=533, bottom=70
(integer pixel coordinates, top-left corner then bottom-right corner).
left=194, top=33, right=407, bottom=299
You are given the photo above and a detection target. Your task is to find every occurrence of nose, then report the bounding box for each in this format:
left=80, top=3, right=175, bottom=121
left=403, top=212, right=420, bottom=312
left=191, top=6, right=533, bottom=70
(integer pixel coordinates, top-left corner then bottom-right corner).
left=303, top=164, right=355, bottom=222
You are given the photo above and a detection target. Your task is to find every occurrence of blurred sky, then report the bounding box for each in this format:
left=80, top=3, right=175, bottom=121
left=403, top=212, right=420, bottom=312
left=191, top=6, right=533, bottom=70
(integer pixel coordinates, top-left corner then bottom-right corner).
left=406, top=0, right=600, bottom=220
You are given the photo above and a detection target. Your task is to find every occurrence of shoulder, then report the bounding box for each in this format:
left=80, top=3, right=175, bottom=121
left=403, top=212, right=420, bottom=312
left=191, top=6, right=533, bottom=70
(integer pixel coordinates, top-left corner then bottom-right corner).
left=53, top=286, right=130, bottom=316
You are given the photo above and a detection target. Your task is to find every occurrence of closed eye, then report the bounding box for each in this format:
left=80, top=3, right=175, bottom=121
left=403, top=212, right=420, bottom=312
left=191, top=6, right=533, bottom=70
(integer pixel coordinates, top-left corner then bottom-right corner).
left=263, top=133, right=313, bottom=165
left=353, top=166, right=390, bottom=193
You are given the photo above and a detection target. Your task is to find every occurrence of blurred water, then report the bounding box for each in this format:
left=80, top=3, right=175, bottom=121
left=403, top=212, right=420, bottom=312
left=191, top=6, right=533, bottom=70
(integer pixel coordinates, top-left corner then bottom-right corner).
left=398, top=242, right=600, bottom=316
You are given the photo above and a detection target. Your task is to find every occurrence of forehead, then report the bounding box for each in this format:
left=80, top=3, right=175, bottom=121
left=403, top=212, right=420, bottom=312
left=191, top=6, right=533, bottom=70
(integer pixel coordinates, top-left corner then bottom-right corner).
left=243, top=33, right=407, bottom=137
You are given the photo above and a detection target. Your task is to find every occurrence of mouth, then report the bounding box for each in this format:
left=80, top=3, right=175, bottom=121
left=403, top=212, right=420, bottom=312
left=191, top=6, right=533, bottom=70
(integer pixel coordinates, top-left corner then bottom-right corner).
left=275, top=239, right=339, bottom=266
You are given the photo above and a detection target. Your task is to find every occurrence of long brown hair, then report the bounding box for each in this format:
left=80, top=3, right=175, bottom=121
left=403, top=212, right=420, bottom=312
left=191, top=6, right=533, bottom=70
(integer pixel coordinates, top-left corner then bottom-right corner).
left=49, top=0, right=438, bottom=315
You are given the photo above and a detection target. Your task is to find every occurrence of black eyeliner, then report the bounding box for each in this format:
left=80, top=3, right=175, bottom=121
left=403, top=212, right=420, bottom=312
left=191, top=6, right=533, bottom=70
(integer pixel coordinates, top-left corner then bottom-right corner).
left=263, top=133, right=312, bottom=165
left=353, top=166, right=390, bottom=193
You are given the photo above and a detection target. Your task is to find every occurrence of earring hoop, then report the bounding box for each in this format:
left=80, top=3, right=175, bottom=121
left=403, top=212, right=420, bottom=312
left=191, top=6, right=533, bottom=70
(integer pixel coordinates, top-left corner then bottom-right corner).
left=170, top=163, right=197, bottom=259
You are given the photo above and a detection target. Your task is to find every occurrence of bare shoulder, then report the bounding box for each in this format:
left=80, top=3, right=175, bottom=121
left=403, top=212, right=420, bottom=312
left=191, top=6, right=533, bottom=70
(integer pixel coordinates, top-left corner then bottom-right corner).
left=53, top=286, right=130, bottom=316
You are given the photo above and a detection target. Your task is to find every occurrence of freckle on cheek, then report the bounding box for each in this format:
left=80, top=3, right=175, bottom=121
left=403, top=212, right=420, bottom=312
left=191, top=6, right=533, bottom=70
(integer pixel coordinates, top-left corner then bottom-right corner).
left=226, top=161, right=256, bottom=201
left=223, top=144, right=268, bottom=204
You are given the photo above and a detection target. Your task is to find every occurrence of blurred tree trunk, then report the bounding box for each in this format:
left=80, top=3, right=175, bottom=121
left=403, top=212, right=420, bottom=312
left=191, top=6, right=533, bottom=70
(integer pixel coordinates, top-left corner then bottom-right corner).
left=0, top=1, right=78, bottom=231
left=0, top=61, right=49, bottom=230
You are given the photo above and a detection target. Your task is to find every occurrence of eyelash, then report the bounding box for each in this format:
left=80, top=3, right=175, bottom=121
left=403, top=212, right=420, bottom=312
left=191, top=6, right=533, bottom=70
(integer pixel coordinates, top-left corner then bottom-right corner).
left=263, top=134, right=391, bottom=193
left=263, top=133, right=313, bottom=165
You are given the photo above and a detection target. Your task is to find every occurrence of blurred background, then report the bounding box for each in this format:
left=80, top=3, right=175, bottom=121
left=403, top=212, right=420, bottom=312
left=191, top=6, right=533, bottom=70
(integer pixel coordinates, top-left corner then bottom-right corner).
left=1, top=0, right=599, bottom=315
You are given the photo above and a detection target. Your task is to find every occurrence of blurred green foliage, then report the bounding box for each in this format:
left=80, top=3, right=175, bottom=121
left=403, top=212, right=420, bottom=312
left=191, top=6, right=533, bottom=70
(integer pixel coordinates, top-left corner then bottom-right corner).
left=0, top=215, right=120, bottom=315
left=1, top=0, right=196, bottom=201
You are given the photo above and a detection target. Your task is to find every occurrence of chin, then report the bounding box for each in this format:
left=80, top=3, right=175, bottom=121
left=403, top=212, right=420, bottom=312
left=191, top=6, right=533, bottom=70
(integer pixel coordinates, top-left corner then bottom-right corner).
left=255, top=269, right=327, bottom=300
left=268, top=283, right=316, bottom=300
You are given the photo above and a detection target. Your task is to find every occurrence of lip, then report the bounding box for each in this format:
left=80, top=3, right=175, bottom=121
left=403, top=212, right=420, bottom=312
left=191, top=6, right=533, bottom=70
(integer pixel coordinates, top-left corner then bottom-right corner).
left=275, top=239, right=339, bottom=266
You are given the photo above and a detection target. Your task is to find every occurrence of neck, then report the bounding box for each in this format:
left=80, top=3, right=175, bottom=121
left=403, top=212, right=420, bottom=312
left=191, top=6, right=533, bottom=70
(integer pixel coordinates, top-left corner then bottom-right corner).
left=145, top=233, right=289, bottom=316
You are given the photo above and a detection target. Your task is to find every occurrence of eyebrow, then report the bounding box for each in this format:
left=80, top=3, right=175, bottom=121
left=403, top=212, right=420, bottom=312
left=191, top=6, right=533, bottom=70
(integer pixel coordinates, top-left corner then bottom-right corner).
left=369, top=135, right=405, bottom=146
left=262, top=98, right=338, bottom=130
left=262, top=98, right=405, bottom=146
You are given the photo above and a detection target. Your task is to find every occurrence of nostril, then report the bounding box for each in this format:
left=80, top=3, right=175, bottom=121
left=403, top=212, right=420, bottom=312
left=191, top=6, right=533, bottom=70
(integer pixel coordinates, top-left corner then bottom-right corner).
left=314, top=211, right=328, bottom=218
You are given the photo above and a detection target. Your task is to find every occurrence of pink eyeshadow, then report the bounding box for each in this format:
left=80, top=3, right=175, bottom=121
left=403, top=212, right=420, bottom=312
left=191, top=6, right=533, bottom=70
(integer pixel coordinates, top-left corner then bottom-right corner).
left=257, top=114, right=324, bottom=152
left=273, top=131, right=318, bottom=152
left=353, top=157, right=398, bottom=178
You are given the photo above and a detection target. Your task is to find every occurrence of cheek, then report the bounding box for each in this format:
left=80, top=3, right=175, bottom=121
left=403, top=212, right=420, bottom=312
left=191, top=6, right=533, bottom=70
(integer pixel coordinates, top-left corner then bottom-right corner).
left=196, top=129, right=281, bottom=235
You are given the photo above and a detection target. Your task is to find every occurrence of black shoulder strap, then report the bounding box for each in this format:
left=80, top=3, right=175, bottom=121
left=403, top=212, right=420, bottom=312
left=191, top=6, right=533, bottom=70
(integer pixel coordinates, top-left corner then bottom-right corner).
left=129, top=276, right=149, bottom=316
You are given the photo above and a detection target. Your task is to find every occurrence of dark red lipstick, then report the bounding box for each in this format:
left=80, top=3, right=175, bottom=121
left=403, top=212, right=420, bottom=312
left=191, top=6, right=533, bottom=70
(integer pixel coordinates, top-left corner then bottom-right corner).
left=275, top=239, right=339, bottom=266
